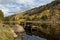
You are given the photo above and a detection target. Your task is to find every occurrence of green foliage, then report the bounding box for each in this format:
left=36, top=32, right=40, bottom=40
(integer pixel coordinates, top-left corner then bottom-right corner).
left=0, top=26, right=14, bottom=40
left=41, top=15, right=48, bottom=21
left=0, top=10, right=4, bottom=20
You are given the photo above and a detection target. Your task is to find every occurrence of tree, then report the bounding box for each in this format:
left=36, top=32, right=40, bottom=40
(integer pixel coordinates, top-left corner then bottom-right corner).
left=0, top=10, right=4, bottom=24
left=0, top=10, right=4, bottom=20
left=41, top=15, right=48, bottom=21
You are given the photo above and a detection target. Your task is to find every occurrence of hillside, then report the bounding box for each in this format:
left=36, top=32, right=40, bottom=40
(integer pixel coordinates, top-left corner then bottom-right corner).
left=4, top=0, right=60, bottom=23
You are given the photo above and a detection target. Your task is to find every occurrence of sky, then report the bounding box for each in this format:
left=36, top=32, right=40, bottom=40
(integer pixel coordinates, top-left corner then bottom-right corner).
left=0, top=0, right=54, bottom=16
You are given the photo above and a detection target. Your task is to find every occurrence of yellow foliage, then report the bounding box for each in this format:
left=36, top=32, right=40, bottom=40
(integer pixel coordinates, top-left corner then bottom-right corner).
left=17, top=19, right=26, bottom=24
left=54, top=10, right=60, bottom=16
left=29, top=16, right=34, bottom=20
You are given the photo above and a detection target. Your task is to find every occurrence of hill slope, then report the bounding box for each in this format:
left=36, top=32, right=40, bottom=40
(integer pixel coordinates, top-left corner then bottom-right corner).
left=4, top=0, right=60, bottom=23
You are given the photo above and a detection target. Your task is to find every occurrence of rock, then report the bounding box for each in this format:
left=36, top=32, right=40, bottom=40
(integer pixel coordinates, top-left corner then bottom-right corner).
left=14, top=24, right=25, bottom=33
left=10, top=24, right=26, bottom=38
left=10, top=29, right=18, bottom=38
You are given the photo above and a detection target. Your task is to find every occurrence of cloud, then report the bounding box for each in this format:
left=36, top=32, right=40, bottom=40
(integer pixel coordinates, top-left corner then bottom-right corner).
left=0, top=0, right=54, bottom=16
left=17, top=0, right=54, bottom=7
left=17, top=0, right=34, bottom=4
left=0, top=0, right=14, bottom=4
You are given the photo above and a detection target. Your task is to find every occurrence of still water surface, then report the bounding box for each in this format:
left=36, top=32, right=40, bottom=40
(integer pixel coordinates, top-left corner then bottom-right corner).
left=23, top=35, right=47, bottom=40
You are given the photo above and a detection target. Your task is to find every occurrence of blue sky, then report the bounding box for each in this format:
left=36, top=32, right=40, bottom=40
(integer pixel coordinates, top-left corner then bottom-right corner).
left=0, top=0, right=54, bottom=16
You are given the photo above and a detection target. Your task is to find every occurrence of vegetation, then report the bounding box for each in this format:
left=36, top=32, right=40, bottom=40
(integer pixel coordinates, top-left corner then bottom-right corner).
left=0, top=25, right=14, bottom=40
left=0, top=10, right=4, bottom=24
left=0, top=10, right=4, bottom=20
left=0, top=10, right=19, bottom=40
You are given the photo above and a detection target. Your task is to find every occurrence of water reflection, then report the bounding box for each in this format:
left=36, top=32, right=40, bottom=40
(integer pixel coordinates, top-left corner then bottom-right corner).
left=23, top=35, right=47, bottom=40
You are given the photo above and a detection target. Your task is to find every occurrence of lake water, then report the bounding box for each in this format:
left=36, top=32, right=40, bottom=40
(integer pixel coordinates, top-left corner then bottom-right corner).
left=23, top=35, right=47, bottom=40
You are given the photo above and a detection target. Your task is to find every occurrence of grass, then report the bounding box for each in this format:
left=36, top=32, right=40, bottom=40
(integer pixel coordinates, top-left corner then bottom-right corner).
left=0, top=25, right=14, bottom=40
